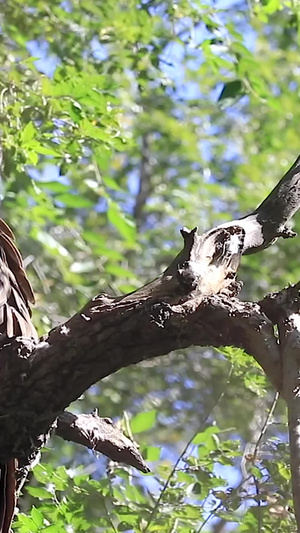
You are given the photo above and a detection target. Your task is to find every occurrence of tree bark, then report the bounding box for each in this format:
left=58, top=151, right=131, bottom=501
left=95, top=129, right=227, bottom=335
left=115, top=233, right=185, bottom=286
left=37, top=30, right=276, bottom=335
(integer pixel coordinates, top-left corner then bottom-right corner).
left=55, top=411, right=149, bottom=473
left=1, top=155, right=300, bottom=523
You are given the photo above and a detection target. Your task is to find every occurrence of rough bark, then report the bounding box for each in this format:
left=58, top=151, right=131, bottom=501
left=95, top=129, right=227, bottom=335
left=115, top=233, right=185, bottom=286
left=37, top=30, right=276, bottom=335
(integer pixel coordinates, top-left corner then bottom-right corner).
left=0, top=291, right=282, bottom=462
left=55, top=411, right=149, bottom=473
left=1, top=155, right=300, bottom=524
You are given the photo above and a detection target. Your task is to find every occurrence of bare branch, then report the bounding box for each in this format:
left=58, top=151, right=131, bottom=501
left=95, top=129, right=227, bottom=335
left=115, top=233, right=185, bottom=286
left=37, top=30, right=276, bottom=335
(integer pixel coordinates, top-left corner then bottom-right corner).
left=55, top=411, right=150, bottom=474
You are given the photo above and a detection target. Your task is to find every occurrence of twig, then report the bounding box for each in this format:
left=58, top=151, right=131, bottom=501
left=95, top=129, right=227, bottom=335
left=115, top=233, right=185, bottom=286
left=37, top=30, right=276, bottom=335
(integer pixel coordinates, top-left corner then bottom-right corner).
left=253, top=392, right=279, bottom=533
left=198, top=475, right=253, bottom=533
left=253, top=392, right=279, bottom=459
left=143, top=366, right=234, bottom=533
left=212, top=392, right=279, bottom=533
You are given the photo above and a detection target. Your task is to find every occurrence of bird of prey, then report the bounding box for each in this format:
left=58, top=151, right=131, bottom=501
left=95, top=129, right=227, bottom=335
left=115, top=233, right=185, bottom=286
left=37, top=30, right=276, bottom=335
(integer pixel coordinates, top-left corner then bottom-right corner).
left=0, top=219, right=37, bottom=533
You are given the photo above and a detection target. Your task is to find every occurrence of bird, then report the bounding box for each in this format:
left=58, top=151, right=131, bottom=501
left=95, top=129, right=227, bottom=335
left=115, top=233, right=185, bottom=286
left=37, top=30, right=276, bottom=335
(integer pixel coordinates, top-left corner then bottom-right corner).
left=0, top=219, right=37, bottom=533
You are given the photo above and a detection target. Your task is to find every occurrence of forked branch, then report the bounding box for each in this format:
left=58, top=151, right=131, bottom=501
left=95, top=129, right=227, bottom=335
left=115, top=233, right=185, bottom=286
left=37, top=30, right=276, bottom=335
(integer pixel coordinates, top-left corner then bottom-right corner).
left=1, top=155, right=300, bottom=523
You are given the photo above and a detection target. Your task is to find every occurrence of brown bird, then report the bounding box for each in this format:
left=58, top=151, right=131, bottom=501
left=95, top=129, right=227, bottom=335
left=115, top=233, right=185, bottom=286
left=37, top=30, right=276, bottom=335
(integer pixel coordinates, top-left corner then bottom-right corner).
left=0, top=219, right=37, bottom=533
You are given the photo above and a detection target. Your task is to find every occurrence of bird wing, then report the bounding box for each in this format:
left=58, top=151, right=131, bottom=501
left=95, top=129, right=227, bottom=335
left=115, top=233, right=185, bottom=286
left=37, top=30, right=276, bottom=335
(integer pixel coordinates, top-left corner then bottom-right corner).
left=0, top=219, right=37, bottom=339
left=0, top=220, right=37, bottom=532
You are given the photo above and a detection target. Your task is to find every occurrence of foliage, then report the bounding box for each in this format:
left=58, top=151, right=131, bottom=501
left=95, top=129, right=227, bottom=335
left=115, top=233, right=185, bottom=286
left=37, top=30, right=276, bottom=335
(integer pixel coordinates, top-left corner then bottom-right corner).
left=0, top=0, right=299, bottom=530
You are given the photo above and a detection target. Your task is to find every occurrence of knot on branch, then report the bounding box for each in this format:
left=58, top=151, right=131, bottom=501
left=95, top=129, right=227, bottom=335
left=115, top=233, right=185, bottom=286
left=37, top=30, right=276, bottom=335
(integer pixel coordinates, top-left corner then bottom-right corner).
left=276, top=225, right=297, bottom=240
left=261, top=282, right=300, bottom=323
left=0, top=336, right=38, bottom=379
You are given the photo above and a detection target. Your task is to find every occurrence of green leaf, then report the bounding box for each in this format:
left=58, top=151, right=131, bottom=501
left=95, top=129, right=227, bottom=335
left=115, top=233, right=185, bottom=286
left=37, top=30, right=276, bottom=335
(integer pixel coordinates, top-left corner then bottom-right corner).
left=33, top=463, right=53, bottom=484
left=39, top=181, right=71, bottom=193
left=26, top=150, right=39, bottom=165
left=131, top=410, right=157, bottom=433
left=31, top=506, right=44, bottom=528
left=218, top=80, right=243, bottom=101
left=42, top=526, right=65, bottom=532
left=52, top=465, right=69, bottom=490
left=142, top=445, right=161, bottom=461
left=27, top=486, right=53, bottom=499
left=16, top=514, right=39, bottom=532
left=107, top=201, right=136, bottom=242
left=56, top=193, right=94, bottom=208
left=243, top=372, right=267, bottom=396
left=33, top=144, right=62, bottom=157
left=217, top=511, right=242, bottom=522
left=262, top=0, right=280, bottom=14
left=21, top=121, right=36, bottom=143
left=105, top=263, right=136, bottom=279
left=80, top=118, right=110, bottom=142
left=118, top=522, right=138, bottom=531
left=174, top=504, right=202, bottom=519
left=192, top=426, right=220, bottom=445
left=102, top=175, right=121, bottom=191
left=33, top=230, right=70, bottom=257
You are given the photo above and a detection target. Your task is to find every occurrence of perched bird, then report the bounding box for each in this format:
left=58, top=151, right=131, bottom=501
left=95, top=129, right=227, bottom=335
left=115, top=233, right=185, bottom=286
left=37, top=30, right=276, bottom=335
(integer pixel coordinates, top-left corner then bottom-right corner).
left=0, top=219, right=37, bottom=533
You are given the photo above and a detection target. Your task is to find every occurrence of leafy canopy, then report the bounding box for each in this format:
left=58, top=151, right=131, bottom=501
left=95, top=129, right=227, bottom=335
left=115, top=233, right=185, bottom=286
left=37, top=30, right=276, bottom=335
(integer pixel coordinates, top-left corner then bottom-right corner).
left=0, top=0, right=299, bottom=531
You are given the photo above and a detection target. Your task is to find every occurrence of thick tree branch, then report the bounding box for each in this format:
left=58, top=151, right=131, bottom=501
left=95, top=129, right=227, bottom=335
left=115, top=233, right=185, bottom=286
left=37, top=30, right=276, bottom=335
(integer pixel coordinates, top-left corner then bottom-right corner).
left=0, top=156, right=299, bottom=490
left=55, top=411, right=150, bottom=473
left=0, top=292, right=280, bottom=465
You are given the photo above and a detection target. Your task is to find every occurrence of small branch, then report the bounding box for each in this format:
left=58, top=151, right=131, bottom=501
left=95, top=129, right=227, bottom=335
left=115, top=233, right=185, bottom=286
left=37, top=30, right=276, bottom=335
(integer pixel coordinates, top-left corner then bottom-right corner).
left=253, top=391, right=279, bottom=458
left=144, top=365, right=234, bottom=533
left=55, top=411, right=150, bottom=474
left=212, top=393, right=279, bottom=533
left=133, top=134, right=153, bottom=227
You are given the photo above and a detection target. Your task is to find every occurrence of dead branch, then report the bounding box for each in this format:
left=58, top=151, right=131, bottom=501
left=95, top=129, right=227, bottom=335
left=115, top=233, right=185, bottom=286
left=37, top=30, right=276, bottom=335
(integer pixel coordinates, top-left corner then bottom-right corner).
left=55, top=411, right=150, bottom=473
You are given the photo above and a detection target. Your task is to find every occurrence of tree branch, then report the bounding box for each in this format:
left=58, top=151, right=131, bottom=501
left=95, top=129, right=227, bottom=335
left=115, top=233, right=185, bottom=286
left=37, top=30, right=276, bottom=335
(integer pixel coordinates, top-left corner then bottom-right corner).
left=0, top=291, right=280, bottom=466
left=0, top=156, right=300, bottom=487
left=55, top=411, right=150, bottom=473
